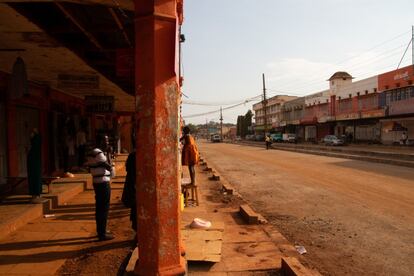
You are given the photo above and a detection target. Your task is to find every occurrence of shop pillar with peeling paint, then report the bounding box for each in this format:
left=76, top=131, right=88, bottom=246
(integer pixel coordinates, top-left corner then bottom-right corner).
left=134, top=0, right=185, bottom=275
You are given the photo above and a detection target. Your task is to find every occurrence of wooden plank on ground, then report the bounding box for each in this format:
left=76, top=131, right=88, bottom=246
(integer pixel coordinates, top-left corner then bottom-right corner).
left=182, top=229, right=223, bottom=262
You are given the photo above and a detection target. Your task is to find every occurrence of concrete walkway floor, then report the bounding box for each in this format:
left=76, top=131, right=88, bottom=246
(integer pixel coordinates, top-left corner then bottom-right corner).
left=0, top=182, right=132, bottom=276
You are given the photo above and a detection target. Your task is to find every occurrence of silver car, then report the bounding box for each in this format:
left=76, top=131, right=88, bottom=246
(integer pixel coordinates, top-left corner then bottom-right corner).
left=323, top=135, right=344, bottom=146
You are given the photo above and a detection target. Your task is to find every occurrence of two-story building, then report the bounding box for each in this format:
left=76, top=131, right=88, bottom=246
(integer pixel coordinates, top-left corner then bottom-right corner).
left=253, top=95, right=296, bottom=133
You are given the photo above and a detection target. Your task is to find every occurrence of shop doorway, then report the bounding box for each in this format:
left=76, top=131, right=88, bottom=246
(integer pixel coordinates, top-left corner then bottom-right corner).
left=15, top=106, right=39, bottom=177
left=0, top=103, right=7, bottom=185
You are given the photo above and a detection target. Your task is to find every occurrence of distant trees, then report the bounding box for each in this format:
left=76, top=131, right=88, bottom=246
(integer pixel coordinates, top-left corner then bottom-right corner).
left=236, top=110, right=253, bottom=138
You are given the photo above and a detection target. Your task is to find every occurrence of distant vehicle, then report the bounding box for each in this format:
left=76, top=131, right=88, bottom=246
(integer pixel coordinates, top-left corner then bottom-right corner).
left=245, top=134, right=255, bottom=141
left=323, top=135, right=344, bottom=146
left=255, top=134, right=265, bottom=141
left=235, top=136, right=242, bottom=141
left=211, top=134, right=221, bottom=143
left=283, top=133, right=297, bottom=143
left=270, top=133, right=283, bottom=143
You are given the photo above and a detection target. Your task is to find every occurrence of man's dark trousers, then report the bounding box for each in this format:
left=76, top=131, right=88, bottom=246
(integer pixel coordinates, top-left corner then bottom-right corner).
left=93, top=182, right=111, bottom=238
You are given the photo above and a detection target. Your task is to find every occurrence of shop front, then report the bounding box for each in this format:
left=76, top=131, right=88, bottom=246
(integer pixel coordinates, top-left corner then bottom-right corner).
left=381, top=118, right=414, bottom=145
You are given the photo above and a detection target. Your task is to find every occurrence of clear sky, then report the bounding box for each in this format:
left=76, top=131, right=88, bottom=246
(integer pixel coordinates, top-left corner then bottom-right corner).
left=181, top=0, right=414, bottom=125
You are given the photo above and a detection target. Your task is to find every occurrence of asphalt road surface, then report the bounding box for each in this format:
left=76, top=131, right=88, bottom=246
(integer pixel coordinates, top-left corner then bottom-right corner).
left=199, top=141, right=414, bottom=276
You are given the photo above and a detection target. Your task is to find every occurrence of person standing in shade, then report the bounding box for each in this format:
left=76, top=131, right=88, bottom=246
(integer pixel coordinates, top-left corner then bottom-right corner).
left=27, top=128, right=44, bottom=203
left=76, top=127, right=87, bottom=167
left=181, top=126, right=199, bottom=185
left=122, top=150, right=137, bottom=232
left=87, top=136, right=114, bottom=241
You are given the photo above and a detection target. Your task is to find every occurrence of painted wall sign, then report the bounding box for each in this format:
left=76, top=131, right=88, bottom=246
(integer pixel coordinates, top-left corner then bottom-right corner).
left=336, top=113, right=360, bottom=121
left=360, top=109, right=385, bottom=118
left=378, top=65, right=413, bottom=91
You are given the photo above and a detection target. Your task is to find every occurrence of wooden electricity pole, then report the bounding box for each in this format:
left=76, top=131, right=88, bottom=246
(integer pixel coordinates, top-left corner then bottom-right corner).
left=220, top=106, right=223, bottom=141
left=262, top=73, right=268, bottom=135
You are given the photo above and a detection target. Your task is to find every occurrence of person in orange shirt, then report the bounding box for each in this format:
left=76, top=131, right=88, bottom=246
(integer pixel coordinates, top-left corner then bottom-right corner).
left=181, top=126, right=199, bottom=185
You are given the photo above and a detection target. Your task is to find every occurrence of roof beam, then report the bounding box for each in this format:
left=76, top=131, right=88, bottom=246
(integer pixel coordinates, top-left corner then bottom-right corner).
left=108, top=7, right=132, bottom=48
left=55, top=2, right=104, bottom=50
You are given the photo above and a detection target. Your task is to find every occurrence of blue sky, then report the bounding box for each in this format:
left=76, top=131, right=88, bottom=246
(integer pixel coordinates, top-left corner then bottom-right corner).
left=181, top=0, right=414, bottom=124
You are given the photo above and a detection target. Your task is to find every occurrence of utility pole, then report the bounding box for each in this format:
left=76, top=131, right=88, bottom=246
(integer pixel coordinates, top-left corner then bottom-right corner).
left=205, top=118, right=208, bottom=140
left=220, top=106, right=223, bottom=141
left=262, top=73, right=268, bottom=136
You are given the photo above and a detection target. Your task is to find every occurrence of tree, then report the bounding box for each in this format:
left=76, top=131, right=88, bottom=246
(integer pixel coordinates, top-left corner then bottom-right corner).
left=236, top=115, right=244, bottom=136
left=244, top=110, right=253, bottom=135
left=186, top=123, right=197, bottom=135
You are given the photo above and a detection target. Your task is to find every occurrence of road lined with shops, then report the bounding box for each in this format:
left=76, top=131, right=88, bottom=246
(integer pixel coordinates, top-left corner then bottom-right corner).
left=200, top=141, right=414, bottom=276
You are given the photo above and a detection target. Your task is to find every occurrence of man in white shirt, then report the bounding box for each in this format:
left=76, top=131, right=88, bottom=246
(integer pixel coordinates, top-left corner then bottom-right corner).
left=87, top=137, right=114, bottom=241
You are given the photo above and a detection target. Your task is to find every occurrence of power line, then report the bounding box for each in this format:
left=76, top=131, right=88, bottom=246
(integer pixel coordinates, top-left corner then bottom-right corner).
left=183, top=95, right=261, bottom=106
left=183, top=96, right=261, bottom=118
left=267, top=30, right=411, bottom=93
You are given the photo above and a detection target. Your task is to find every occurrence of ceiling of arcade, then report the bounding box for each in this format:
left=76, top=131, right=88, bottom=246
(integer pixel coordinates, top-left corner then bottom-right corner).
left=0, top=1, right=135, bottom=112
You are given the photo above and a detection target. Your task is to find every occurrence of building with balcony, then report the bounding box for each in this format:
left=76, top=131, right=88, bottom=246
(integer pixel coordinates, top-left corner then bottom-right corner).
left=252, top=95, right=296, bottom=133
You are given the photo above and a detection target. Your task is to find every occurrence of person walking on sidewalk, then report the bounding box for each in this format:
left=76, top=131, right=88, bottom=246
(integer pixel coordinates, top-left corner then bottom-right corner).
left=27, top=128, right=44, bottom=204
left=181, top=126, right=199, bottom=185
left=265, top=135, right=271, bottom=150
left=87, top=136, right=115, bottom=241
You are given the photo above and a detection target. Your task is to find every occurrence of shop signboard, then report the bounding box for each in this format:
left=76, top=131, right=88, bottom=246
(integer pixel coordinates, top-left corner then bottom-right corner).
left=58, top=73, right=99, bottom=90
left=360, top=109, right=385, bottom=119
left=389, top=98, right=414, bottom=115
left=279, top=121, right=287, bottom=127
left=378, top=65, right=413, bottom=92
left=318, top=116, right=335, bottom=123
left=336, top=112, right=360, bottom=121
left=85, top=96, right=114, bottom=113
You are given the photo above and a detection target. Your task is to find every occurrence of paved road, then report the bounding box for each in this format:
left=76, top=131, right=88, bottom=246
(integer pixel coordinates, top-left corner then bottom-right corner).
left=199, top=141, right=414, bottom=276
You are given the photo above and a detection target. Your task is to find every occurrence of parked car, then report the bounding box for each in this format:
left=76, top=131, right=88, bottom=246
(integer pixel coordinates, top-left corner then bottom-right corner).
left=323, top=135, right=344, bottom=146
left=211, top=134, right=221, bottom=143
left=270, top=133, right=283, bottom=142
left=255, top=134, right=265, bottom=141
left=283, top=133, right=297, bottom=143
left=235, top=136, right=242, bottom=141
left=245, top=134, right=255, bottom=141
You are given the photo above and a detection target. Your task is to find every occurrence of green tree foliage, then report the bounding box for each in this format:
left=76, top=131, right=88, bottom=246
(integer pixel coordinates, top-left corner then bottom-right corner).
left=236, top=110, right=253, bottom=138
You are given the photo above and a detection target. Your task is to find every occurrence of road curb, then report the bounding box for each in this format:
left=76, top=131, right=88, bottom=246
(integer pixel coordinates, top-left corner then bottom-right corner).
left=281, top=257, right=321, bottom=276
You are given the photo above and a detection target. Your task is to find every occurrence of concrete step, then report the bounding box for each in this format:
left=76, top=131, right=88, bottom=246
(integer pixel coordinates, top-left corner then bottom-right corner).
left=0, top=182, right=85, bottom=240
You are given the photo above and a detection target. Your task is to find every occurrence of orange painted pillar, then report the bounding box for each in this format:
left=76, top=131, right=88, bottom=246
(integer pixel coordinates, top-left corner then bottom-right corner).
left=134, top=1, right=185, bottom=275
